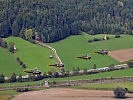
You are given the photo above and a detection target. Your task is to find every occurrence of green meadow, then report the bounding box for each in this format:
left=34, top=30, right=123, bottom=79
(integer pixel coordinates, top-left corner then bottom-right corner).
left=0, top=34, right=133, bottom=76
left=73, top=82, right=133, bottom=91
left=50, top=34, right=133, bottom=71
left=4, top=37, right=56, bottom=76
left=0, top=34, right=133, bottom=97
left=0, top=47, right=22, bottom=76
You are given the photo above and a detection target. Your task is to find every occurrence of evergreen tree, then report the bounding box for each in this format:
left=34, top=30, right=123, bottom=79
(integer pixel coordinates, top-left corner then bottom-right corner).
left=0, top=74, right=5, bottom=83
left=10, top=73, right=16, bottom=82
left=0, top=0, right=132, bottom=42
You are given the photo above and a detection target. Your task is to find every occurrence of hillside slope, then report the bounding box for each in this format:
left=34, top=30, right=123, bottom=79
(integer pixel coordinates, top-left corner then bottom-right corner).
left=5, top=37, right=56, bottom=75
left=0, top=47, right=22, bottom=76
left=0, top=0, right=132, bottom=42
left=51, top=34, right=133, bottom=71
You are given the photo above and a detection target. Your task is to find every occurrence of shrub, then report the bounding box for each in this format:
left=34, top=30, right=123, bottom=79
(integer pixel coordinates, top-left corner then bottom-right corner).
left=16, top=88, right=31, bottom=92
left=19, top=61, right=23, bottom=65
left=115, top=35, right=121, bottom=38
left=106, top=36, right=110, bottom=40
left=10, top=73, right=16, bottom=82
left=88, top=39, right=93, bottom=43
left=53, top=81, right=56, bottom=84
left=43, top=72, right=48, bottom=78
left=1, top=41, right=7, bottom=48
left=16, top=57, right=20, bottom=62
left=93, top=38, right=101, bottom=41
left=22, top=64, right=26, bottom=68
left=0, top=38, right=7, bottom=48
left=127, top=62, right=133, bottom=68
left=53, top=72, right=59, bottom=78
left=113, top=87, right=127, bottom=98
left=17, top=74, right=22, bottom=82
left=65, top=71, right=70, bottom=76
left=0, top=74, right=5, bottom=83
left=16, top=57, right=26, bottom=68
left=48, top=71, right=52, bottom=76
left=8, top=42, right=15, bottom=53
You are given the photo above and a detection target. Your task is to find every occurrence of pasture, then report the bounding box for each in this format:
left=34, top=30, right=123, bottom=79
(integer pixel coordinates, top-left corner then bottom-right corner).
left=73, top=82, right=133, bottom=91
left=0, top=47, right=22, bottom=76
left=4, top=37, right=56, bottom=75
left=1, top=34, right=133, bottom=76
left=50, top=34, right=133, bottom=71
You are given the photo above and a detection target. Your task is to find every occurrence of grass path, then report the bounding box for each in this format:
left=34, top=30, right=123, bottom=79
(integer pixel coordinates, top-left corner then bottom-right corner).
left=35, top=40, right=63, bottom=64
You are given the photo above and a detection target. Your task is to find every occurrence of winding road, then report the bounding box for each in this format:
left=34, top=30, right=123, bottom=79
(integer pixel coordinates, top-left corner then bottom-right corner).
left=35, top=40, right=63, bottom=64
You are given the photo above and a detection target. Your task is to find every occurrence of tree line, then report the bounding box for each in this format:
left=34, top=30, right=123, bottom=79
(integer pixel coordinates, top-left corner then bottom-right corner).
left=0, top=0, right=132, bottom=42
left=1, top=62, right=133, bottom=83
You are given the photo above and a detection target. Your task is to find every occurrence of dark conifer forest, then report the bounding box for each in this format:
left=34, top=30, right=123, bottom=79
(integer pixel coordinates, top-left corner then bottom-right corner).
left=0, top=0, right=132, bottom=42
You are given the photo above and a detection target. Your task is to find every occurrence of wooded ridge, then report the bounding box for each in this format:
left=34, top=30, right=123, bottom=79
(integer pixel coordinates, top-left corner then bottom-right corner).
left=0, top=0, right=132, bottom=42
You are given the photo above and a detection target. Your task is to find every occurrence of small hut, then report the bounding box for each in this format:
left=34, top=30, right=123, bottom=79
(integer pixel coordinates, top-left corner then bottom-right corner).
left=104, top=35, right=107, bottom=40
left=13, top=44, right=17, bottom=53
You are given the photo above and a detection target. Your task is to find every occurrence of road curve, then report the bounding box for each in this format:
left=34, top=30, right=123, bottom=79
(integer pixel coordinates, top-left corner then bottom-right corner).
left=35, top=40, right=63, bottom=64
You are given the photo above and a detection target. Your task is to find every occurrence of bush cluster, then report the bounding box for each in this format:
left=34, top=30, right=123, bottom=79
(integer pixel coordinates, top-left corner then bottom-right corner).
left=88, top=36, right=110, bottom=43
left=16, top=57, right=26, bottom=68
left=88, top=38, right=101, bottom=43
left=113, top=87, right=127, bottom=98
left=127, top=62, right=133, bottom=68
left=0, top=64, right=128, bottom=83
left=0, top=38, right=7, bottom=48
left=115, top=35, right=121, bottom=38
left=16, top=88, right=31, bottom=92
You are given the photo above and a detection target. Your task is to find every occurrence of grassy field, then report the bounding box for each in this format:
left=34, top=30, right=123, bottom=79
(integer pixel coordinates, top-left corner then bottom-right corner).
left=72, top=82, right=133, bottom=91
left=0, top=47, right=22, bottom=76
left=1, top=34, right=133, bottom=77
left=50, top=34, right=133, bottom=71
left=4, top=37, right=56, bottom=76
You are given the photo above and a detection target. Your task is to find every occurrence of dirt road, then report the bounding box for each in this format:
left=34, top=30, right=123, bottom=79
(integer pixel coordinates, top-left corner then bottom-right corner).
left=35, top=40, right=63, bottom=64
left=12, top=88, right=133, bottom=100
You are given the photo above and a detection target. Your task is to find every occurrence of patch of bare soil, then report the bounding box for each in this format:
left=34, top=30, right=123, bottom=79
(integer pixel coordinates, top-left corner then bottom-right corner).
left=12, top=88, right=133, bottom=100
left=109, top=48, right=133, bottom=62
